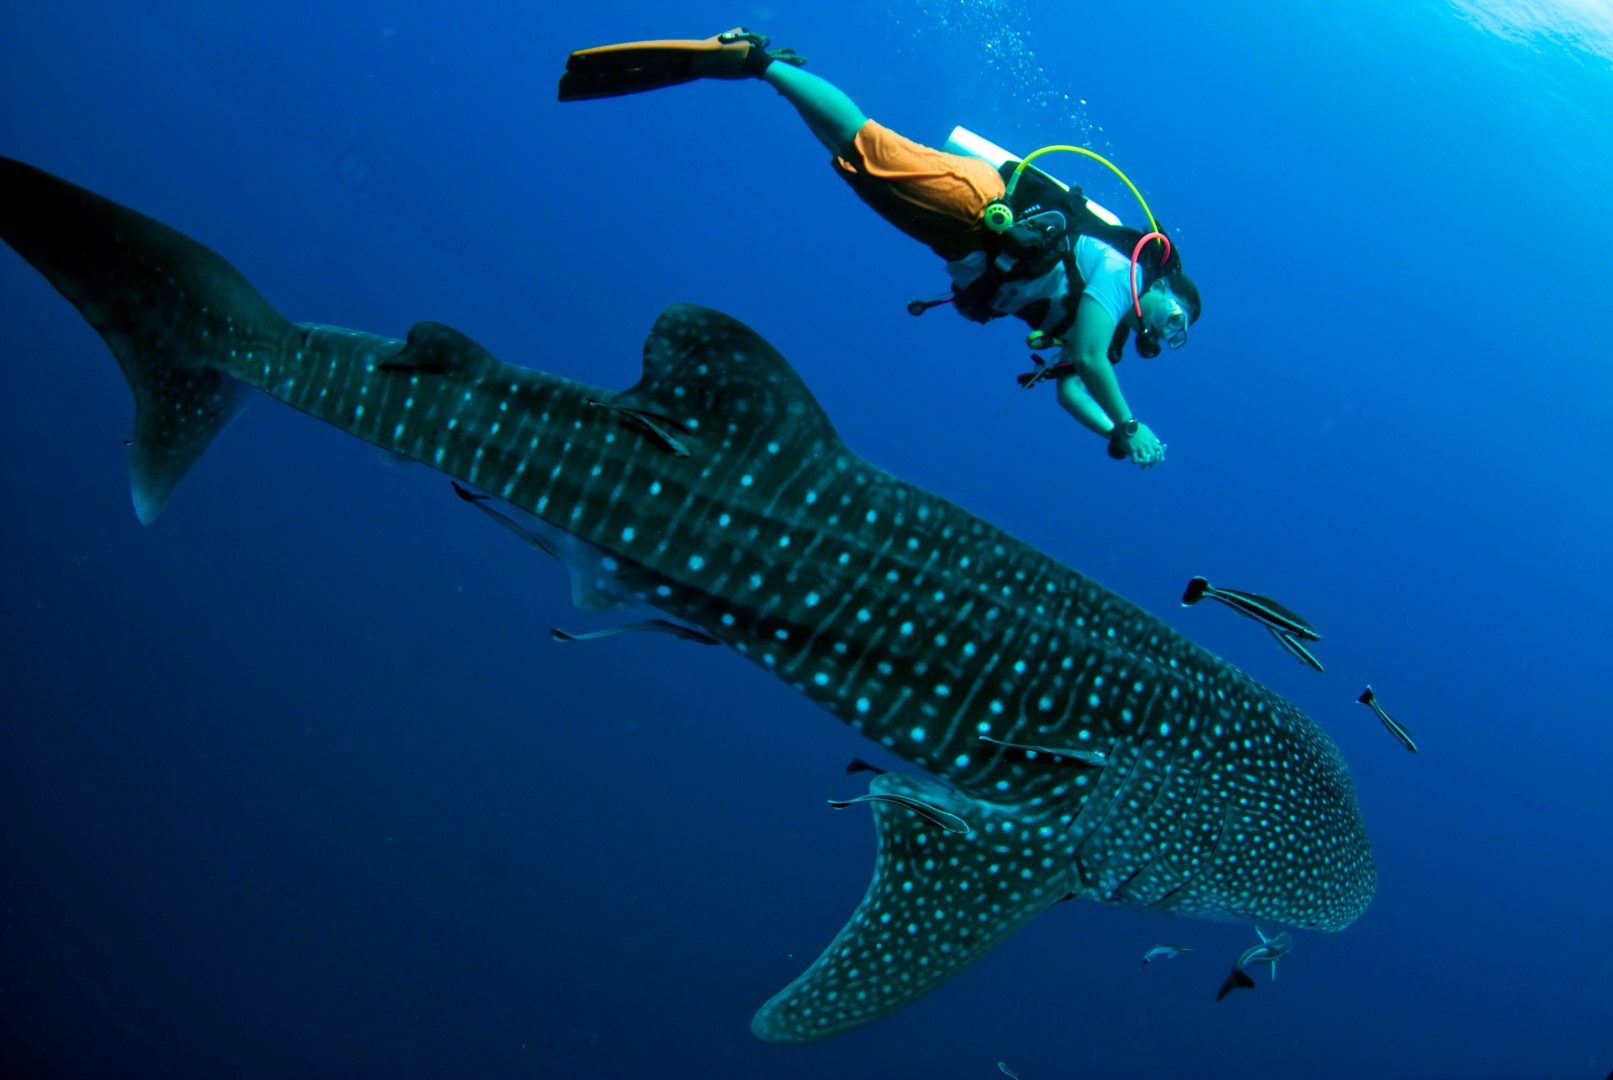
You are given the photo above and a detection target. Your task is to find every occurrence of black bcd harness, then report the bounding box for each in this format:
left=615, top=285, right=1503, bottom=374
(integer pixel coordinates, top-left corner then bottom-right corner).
left=944, top=162, right=1182, bottom=363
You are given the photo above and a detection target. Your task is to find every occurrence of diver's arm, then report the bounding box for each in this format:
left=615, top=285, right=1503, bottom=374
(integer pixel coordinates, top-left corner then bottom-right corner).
left=1055, top=370, right=1113, bottom=436
left=1063, top=295, right=1133, bottom=428
left=1064, top=295, right=1164, bottom=467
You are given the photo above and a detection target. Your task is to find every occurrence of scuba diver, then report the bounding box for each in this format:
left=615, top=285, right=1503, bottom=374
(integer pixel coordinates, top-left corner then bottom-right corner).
left=558, top=29, right=1201, bottom=469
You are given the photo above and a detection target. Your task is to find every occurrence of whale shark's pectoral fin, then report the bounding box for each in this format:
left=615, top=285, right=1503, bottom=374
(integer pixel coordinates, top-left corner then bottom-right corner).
left=753, top=773, right=1073, bottom=1043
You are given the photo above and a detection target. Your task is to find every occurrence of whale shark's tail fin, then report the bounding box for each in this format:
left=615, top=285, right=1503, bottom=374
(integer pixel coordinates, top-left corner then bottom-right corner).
left=0, top=157, right=294, bottom=522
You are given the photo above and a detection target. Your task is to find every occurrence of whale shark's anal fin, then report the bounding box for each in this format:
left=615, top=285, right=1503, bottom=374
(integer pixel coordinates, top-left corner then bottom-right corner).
left=752, top=774, right=1073, bottom=1043
left=0, top=156, right=294, bottom=522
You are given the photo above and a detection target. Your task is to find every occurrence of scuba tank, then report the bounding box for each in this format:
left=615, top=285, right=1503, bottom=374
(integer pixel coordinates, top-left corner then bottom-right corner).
left=940, top=126, right=1125, bottom=228
left=908, top=126, right=1182, bottom=365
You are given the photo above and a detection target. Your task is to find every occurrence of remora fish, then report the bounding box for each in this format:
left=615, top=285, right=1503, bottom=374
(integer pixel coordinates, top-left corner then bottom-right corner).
left=1140, top=942, right=1193, bottom=968
left=1268, top=627, right=1324, bottom=673
left=0, top=157, right=1375, bottom=1044
left=977, top=733, right=1109, bottom=766
left=1182, top=576, right=1319, bottom=641
left=549, top=620, right=718, bottom=644
left=1215, top=926, right=1293, bottom=1001
left=1358, top=685, right=1418, bottom=754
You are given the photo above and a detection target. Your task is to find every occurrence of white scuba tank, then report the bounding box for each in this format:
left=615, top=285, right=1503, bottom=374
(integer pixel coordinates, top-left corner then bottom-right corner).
left=941, top=126, right=1124, bottom=227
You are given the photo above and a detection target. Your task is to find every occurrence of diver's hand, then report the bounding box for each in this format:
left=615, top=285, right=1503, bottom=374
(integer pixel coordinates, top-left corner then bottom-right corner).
left=1109, top=422, right=1165, bottom=468
left=1128, top=423, right=1164, bottom=468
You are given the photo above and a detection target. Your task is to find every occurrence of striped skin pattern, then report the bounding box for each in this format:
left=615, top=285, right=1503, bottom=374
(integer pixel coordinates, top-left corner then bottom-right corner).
left=0, top=157, right=1375, bottom=1043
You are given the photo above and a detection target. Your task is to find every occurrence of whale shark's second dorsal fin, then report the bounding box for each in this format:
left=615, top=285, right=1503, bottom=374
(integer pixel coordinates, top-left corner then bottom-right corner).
left=751, top=774, right=1074, bottom=1043
left=609, top=304, right=841, bottom=459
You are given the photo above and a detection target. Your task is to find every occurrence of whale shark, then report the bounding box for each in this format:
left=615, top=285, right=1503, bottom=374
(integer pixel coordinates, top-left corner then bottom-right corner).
left=0, top=156, right=1375, bottom=1043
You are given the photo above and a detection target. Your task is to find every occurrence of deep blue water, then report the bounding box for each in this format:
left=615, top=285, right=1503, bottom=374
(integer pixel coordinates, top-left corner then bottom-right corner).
left=3, top=3, right=1610, bottom=1078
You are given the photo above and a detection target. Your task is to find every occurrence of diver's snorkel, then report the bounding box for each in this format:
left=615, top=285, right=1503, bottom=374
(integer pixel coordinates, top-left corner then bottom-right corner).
left=1130, top=232, right=1172, bottom=319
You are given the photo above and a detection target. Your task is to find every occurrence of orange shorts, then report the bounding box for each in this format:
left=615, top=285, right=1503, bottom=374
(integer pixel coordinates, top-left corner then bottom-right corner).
left=832, top=119, right=1005, bottom=261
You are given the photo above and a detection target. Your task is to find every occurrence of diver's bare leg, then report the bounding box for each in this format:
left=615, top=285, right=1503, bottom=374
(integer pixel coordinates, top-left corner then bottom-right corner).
left=763, top=64, right=868, bottom=156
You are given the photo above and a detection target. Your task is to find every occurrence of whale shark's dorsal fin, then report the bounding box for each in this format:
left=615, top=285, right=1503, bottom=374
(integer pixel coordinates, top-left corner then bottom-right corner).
left=752, top=773, right=1074, bottom=1042
left=388, top=321, right=498, bottom=381
left=611, top=304, right=841, bottom=455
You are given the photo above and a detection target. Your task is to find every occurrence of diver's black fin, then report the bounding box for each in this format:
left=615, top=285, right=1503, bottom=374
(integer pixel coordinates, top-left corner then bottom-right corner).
left=558, top=28, right=800, bottom=101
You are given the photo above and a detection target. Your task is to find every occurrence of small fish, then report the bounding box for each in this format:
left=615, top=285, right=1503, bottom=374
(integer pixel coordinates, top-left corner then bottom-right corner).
left=1140, top=943, right=1194, bottom=968
left=844, top=757, right=886, bottom=777
left=586, top=399, right=691, bottom=457
left=977, top=734, right=1109, bottom=767
left=550, top=620, right=718, bottom=645
left=1358, top=685, right=1418, bottom=754
left=1182, top=576, right=1319, bottom=641
left=828, top=793, right=971, bottom=835
left=450, top=481, right=559, bottom=559
left=1216, top=927, right=1293, bottom=1001
left=1238, top=927, right=1293, bottom=976
left=997, top=1062, right=1021, bottom=1080
left=1268, top=627, right=1324, bottom=673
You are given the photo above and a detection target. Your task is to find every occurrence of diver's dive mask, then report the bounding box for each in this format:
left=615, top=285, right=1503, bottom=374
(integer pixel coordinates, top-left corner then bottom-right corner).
left=1143, top=293, right=1189, bottom=351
